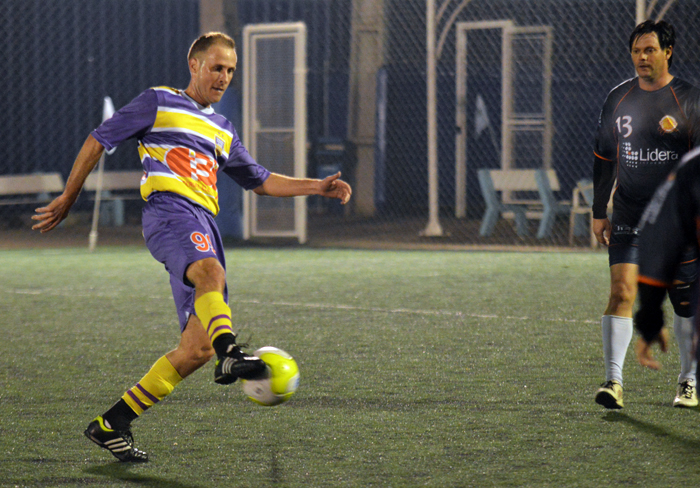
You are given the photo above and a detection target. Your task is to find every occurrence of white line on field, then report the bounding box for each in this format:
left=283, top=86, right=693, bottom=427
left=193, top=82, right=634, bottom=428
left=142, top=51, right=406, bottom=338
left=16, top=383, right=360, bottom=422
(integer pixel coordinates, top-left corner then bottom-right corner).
left=230, top=298, right=599, bottom=325
left=5, top=288, right=598, bottom=325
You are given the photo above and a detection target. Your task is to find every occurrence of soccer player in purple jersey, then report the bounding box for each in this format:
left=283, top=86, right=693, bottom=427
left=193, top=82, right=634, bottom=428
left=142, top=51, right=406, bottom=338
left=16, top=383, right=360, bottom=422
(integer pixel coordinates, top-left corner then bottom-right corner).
left=31, top=32, right=351, bottom=462
left=592, top=20, right=700, bottom=410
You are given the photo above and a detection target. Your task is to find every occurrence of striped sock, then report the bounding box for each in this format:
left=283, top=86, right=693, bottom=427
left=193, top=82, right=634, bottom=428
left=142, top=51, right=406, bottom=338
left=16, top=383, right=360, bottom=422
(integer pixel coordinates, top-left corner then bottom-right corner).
left=122, top=356, right=183, bottom=416
left=194, top=291, right=235, bottom=344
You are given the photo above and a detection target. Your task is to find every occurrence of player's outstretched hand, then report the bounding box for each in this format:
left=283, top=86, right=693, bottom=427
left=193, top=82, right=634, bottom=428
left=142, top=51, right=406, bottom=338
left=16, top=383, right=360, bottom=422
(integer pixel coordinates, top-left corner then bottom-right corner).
left=592, top=218, right=611, bottom=246
left=31, top=195, right=74, bottom=233
left=634, top=328, right=669, bottom=371
left=319, top=172, right=352, bottom=205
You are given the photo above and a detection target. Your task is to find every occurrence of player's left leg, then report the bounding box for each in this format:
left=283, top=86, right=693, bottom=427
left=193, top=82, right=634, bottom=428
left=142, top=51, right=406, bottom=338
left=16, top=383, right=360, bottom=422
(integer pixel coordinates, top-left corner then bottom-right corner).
left=84, top=314, right=215, bottom=462
left=84, top=356, right=182, bottom=463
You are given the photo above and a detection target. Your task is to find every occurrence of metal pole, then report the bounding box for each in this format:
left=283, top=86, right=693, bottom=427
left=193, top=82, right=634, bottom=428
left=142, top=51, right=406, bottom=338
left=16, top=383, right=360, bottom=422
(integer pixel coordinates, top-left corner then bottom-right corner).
left=88, top=153, right=105, bottom=252
left=295, top=23, right=308, bottom=244
left=422, top=0, right=444, bottom=236
left=88, top=96, right=115, bottom=252
left=636, top=0, right=646, bottom=24
left=455, top=25, right=467, bottom=218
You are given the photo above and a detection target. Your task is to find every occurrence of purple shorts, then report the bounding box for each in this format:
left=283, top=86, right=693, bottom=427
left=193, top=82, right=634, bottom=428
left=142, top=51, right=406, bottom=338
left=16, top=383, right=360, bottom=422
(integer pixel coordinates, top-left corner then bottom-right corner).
left=142, top=193, right=227, bottom=332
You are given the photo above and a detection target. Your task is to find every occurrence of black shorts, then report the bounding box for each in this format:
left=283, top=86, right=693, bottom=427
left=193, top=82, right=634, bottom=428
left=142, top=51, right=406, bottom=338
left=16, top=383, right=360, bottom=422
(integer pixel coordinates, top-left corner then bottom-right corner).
left=609, top=224, right=697, bottom=283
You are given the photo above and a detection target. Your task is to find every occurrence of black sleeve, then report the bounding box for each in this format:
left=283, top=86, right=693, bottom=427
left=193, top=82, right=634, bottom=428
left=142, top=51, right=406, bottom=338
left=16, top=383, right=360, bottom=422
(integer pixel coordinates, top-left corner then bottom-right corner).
left=687, top=88, right=700, bottom=148
left=592, top=91, right=618, bottom=219
left=592, top=155, right=615, bottom=219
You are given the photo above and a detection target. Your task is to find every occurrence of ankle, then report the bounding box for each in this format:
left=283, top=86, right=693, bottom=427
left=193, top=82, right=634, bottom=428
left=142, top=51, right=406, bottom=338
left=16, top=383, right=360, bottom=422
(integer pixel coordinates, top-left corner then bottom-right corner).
left=212, top=333, right=237, bottom=357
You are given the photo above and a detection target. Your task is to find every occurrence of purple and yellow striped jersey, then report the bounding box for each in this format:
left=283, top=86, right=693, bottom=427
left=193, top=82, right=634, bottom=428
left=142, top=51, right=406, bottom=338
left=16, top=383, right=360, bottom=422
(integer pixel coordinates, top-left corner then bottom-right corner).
left=91, top=86, right=270, bottom=215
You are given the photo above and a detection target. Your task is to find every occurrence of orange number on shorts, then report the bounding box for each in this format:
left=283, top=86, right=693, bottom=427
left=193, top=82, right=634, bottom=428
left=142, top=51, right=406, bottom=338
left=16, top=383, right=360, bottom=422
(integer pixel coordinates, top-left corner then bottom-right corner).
left=190, top=232, right=215, bottom=254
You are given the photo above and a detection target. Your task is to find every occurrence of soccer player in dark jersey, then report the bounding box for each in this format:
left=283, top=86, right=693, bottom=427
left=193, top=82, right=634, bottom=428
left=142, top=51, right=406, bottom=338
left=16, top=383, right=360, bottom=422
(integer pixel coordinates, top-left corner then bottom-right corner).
left=592, top=20, right=700, bottom=409
left=31, top=32, right=352, bottom=462
left=634, top=147, right=700, bottom=375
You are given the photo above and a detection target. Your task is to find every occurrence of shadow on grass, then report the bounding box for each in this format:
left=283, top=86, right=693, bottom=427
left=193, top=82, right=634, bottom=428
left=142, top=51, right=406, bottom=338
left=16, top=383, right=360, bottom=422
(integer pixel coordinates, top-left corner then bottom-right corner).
left=602, top=411, right=700, bottom=451
left=84, top=464, right=204, bottom=488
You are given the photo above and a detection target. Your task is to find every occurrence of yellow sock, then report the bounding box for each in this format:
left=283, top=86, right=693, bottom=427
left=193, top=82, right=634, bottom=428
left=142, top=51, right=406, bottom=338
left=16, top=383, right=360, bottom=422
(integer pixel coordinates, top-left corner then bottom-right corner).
left=194, top=291, right=235, bottom=343
left=122, top=356, right=183, bottom=415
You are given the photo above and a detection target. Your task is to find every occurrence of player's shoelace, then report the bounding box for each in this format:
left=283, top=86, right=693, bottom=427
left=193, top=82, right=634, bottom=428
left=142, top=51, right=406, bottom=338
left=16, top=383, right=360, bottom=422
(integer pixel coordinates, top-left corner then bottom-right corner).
left=679, top=382, right=694, bottom=399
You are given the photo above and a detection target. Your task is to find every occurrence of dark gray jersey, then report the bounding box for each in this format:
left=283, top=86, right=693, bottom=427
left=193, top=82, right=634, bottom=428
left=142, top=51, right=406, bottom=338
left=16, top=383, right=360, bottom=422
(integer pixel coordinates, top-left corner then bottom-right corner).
left=592, top=77, right=700, bottom=225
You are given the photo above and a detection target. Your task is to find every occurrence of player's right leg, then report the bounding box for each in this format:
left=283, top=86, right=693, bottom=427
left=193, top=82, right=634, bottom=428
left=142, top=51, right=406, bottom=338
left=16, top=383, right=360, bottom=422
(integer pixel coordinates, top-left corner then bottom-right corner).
left=596, top=230, right=639, bottom=409
left=185, top=258, right=265, bottom=384
left=669, top=250, right=699, bottom=407
left=143, top=193, right=265, bottom=385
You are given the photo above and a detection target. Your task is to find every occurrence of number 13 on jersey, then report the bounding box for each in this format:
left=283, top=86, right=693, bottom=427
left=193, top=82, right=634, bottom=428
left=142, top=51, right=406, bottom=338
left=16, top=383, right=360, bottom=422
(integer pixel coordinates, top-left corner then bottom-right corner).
left=616, top=116, right=633, bottom=138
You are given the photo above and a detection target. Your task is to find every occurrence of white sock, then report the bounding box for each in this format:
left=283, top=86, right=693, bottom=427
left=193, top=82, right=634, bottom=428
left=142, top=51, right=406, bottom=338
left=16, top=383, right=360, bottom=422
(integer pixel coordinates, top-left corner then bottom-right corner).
left=601, top=315, right=633, bottom=385
left=673, top=313, right=697, bottom=385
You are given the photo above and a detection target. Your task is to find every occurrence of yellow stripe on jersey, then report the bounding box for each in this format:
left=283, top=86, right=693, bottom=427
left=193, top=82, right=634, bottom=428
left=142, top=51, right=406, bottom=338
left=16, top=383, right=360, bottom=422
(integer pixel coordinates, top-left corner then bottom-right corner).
left=152, top=86, right=180, bottom=95
left=140, top=174, right=220, bottom=215
left=137, top=143, right=221, bottom=214
left=153, top=110, right=233, bottom=156
left=138, top=144, right=166, bottom=163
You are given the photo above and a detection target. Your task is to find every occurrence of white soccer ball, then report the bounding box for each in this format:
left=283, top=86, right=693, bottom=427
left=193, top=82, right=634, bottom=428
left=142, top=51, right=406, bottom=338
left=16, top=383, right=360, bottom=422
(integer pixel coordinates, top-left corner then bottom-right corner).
left=241, top=347, right=299, bottom=406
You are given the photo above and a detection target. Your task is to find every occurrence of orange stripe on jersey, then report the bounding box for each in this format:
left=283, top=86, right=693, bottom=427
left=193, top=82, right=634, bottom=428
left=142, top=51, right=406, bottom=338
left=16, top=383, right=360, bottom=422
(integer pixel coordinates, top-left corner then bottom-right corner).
left=638, top=275, right=671, bottom=288
left=613, top=84, right=636, bottom=113
left=594, top=151, right=614, bottom=162
left=669, top=87, right=688, bottom=120
left=669, top=87, right=693, bottom=151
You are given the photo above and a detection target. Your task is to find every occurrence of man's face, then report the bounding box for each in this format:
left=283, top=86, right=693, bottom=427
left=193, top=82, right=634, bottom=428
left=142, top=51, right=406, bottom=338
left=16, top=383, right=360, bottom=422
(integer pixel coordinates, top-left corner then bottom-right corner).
left=188, top=44, right=237, bottom=107
left=631, top=33, right=671, bottom=83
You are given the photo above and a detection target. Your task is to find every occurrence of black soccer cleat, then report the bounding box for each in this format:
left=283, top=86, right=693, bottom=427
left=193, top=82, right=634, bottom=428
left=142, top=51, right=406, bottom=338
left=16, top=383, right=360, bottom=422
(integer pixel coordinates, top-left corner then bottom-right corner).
left=84, top=416, right=149, bottom=463
left=214, top=344, right=267, bottom=385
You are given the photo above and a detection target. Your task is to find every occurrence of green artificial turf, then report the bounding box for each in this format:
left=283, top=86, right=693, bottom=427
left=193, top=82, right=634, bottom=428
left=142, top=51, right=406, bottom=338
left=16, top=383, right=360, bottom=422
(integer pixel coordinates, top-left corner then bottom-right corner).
left=1, top=247, right=698, bottom=487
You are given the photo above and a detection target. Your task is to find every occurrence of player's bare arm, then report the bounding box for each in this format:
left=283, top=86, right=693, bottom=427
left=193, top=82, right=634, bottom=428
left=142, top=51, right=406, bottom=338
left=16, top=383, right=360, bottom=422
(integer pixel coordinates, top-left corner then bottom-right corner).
left=635, top=328, right=669, bottom=370
left=254, top=171, right=352, bottom=204
left=31, top=134, right=105, bottom=233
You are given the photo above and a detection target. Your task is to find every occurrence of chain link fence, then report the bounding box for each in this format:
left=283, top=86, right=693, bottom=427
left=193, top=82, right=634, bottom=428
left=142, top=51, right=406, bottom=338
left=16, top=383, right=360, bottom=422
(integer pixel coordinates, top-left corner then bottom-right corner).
left=2, top=0, right=699, bottom=249
left=0, top=0, right=198, bottom=229
left=236, top=0, right=700, bottom=248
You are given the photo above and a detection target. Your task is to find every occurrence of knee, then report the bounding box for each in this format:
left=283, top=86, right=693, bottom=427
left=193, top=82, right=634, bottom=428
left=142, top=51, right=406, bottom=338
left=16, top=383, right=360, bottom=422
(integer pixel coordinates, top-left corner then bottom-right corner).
left=609, top=281, right=636, bottom=309
left=186, top=257, right=226, bottom=291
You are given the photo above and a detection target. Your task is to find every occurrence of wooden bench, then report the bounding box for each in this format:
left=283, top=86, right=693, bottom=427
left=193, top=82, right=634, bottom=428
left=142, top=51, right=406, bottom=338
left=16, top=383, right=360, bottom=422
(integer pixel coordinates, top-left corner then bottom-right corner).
left=477, top=169, right=571, bottom=238
left=568, top=178, right=595, bottom=247
left=0, top=173, right=64, bottom=206
left=84, top=170, right=144, bottom=226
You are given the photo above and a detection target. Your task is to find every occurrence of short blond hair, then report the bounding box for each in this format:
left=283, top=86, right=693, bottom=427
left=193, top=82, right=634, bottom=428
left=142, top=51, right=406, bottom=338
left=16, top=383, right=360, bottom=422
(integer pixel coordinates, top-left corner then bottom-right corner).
left=188, top=32, right=236, bottom=60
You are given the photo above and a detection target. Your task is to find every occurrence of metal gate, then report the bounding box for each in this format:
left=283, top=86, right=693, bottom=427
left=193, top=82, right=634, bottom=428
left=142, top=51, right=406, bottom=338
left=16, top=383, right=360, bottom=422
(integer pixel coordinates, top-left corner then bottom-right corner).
left=454, top=20, right=553, bottom=217
left=242, top=22, right=308, bottom=242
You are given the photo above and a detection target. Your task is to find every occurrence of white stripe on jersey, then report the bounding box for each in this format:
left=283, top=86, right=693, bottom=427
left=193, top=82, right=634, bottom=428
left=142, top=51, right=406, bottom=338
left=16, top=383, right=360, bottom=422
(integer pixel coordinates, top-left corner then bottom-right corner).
left=149, top=127, right=230, bottom=158
left=139, top=141, right=230, bottom=161
left=155, top=106, right=234, bottom=139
